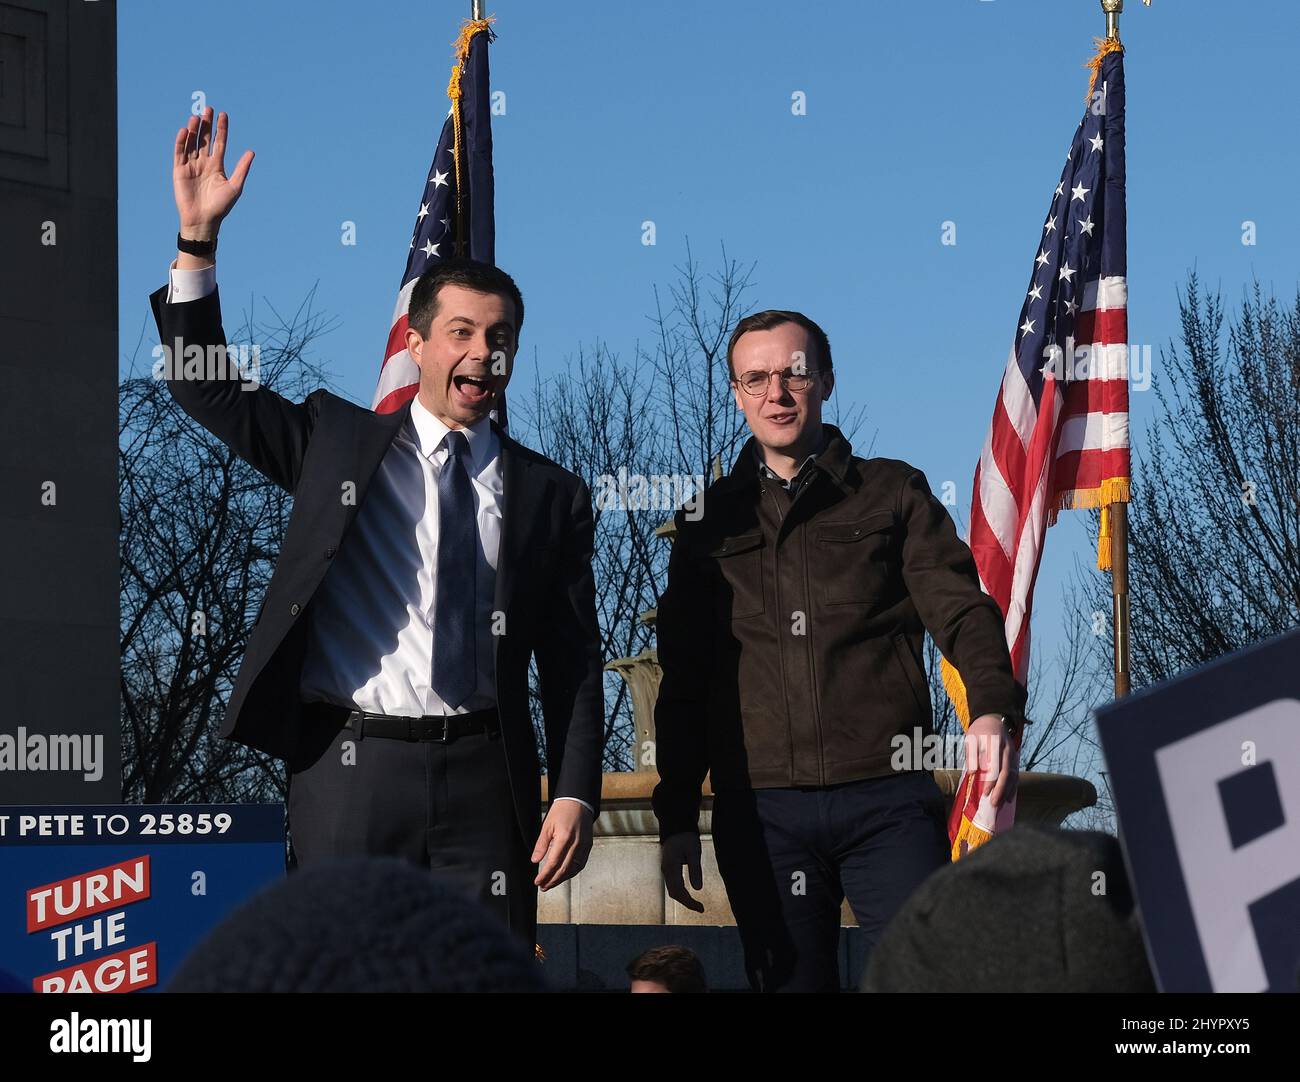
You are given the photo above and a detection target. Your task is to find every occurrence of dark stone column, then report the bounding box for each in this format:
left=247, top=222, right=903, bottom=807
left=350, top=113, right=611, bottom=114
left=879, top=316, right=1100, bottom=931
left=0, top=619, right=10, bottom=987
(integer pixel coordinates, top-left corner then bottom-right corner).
left=0, top=0, right=120, bottom=802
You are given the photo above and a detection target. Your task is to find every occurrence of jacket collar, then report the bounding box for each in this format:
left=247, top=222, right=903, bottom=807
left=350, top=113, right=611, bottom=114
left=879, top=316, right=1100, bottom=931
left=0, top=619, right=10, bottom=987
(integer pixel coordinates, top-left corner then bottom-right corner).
left=729, top=423, right=854, bottom=492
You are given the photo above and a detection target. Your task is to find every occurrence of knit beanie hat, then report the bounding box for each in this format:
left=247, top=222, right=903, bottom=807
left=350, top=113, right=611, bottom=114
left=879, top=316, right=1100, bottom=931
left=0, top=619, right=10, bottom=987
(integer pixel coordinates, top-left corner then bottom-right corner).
left=167, top=857, right=546, bottom=993
left=862, top=824, right=1155, bottom=993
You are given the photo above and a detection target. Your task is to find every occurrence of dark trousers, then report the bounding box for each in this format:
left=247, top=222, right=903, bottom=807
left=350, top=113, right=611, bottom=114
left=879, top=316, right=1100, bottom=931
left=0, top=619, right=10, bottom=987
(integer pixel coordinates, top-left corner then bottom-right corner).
left=286, top=707, right=537, bottom=946
left=711, top=770, right=949, bottom=992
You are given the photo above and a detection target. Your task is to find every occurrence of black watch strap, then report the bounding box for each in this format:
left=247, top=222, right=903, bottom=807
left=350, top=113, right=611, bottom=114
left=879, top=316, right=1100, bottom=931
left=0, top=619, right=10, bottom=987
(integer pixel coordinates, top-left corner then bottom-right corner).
left=177, top=231, right=217, bottom=256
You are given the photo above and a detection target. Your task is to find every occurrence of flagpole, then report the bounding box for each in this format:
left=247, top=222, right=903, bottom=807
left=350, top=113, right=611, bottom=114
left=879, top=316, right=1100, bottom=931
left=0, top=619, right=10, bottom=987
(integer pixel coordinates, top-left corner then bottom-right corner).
left=1099, top=0, right=1141, bottom=698
left=1101, top=0, right=1152, bottom=42
left=1111, top=504, right=1131, bottom=697
left=472, top=0, right=484, bottom=17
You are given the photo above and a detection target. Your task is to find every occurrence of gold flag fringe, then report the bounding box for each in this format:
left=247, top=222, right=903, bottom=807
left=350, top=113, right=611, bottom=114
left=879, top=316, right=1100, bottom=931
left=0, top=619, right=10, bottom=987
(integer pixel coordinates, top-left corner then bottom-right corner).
left=1047, top=476, right=1131, bottom=524
left=940, top=655, right=970, bottom=728
left=1085, top=35, right=1124, bottom=103
left=1048, top=476, right=1131, bottom=570
left=445, top=17, right=496, bottom=253
left=949, top=771, right=993, bottom=860
left=951, top=817, right=994, bottom=861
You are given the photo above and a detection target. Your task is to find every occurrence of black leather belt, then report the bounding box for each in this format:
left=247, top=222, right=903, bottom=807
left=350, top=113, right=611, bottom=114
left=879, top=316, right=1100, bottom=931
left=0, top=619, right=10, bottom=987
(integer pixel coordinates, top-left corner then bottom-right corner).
left=304, top=702, right=500, bottom=743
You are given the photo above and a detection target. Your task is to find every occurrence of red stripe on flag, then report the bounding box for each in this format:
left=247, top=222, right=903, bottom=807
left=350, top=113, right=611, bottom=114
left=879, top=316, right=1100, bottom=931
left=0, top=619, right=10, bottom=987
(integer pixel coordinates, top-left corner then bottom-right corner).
left=374, top=382, right=419, bottom=415
left=1011, top=377, right=1060, bottom=554
left=967, top=476, right=1014, bottom=608
left=1053, top=447, right=1130, bottom=494
left=988, top=391, right=1030, bottom=507
left=382, top=313, right=411, bottom=371
left=1072, top=306, right=1127, bottom=345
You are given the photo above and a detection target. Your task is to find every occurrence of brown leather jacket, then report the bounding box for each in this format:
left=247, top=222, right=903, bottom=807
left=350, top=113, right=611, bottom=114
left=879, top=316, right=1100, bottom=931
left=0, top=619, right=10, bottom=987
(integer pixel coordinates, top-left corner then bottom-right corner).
left=651, top=425, right=1026, bottom=839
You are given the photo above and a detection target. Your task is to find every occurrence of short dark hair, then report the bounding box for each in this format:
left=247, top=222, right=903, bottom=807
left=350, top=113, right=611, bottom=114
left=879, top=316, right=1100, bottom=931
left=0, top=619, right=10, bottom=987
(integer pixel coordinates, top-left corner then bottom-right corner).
left=626, top=945, right=708, bottom=992
left=407, top=258, right=525, bottom=341
left=725, top=309, right=833, bottom=380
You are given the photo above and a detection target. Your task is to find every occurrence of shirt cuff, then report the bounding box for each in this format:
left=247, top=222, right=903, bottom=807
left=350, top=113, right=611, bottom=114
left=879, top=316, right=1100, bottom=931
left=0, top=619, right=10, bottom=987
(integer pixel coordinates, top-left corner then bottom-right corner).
left=166, top=258, right=217, bottom=304
left=553, top=796, right=595, bottom=816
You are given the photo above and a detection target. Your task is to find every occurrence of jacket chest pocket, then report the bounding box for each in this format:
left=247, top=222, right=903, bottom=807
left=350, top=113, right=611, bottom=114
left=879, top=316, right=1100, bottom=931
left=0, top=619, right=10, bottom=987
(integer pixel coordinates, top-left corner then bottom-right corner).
left=704, top=532, right=766, bottom=619
left=815, top=510, right=896, bottom=605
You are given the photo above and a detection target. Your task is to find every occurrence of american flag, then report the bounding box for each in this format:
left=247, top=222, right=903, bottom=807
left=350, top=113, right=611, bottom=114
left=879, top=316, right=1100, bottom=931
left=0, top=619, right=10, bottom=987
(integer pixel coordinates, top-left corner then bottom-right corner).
left=372, top=18, right=501, bottom=421
left=944, top=43, right=1131, bottom=856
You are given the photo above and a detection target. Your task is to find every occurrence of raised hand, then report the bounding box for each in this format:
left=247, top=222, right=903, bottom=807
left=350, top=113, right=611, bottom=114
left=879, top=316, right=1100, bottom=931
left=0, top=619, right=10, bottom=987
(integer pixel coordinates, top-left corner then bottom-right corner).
left=173, top=106, right=254, bottom=241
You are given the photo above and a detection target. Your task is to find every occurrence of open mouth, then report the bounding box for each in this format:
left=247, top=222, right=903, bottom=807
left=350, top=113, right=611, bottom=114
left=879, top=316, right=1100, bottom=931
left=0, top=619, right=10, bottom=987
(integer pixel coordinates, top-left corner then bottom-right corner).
left=452, top=374, right=496, bottom=405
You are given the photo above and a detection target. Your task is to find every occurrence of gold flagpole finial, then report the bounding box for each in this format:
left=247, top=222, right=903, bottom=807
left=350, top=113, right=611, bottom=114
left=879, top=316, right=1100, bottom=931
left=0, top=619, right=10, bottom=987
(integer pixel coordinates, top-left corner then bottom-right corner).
left=1101, top=0, right=1152, bottom=43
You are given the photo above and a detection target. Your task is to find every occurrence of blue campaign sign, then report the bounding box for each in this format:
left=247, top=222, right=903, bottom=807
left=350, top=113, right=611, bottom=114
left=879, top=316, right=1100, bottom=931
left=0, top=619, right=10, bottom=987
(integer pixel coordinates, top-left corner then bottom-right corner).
left=0, top=804, right=284, bottom=993
left=1095, top=626, right=1300, bottom=993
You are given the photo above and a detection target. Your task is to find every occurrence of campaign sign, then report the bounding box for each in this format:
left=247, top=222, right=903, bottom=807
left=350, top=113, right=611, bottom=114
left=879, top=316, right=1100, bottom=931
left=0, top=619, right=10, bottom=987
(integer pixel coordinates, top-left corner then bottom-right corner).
left=0, top=804, right=284, bottom=993
left=1095, top=627, right=1300, bottom=992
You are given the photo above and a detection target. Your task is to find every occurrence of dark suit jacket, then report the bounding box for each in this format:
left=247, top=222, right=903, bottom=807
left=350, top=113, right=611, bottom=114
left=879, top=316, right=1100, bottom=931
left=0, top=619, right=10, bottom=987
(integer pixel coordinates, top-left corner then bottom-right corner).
left=148, top=283, right=605, bottom=837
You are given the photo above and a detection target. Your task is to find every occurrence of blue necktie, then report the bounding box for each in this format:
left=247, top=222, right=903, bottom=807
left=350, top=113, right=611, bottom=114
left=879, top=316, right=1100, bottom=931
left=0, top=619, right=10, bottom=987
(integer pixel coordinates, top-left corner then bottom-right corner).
left=431, top=430, right=477, bottom=709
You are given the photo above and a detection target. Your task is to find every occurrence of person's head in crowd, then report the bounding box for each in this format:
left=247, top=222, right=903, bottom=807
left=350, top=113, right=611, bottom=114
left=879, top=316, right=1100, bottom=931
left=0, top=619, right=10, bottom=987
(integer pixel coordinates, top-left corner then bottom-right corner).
left=862, top=824, right=1156, bottom=993
left=627, top=945, right=708, bottom=993
left=167, top=857, right=546, bottom=993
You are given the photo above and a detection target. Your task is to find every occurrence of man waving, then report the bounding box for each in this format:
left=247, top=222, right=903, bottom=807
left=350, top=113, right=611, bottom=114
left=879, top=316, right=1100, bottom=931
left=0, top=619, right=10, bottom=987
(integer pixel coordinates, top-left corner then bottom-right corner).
left=156, top=107, right=605, bottom=945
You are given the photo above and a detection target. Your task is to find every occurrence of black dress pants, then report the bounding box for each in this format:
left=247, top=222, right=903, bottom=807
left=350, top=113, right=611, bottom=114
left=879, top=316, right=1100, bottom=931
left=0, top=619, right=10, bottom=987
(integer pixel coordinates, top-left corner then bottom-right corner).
left=286, top=707, right=537, bottom=946
left=711, top=770, right=950, bottom=992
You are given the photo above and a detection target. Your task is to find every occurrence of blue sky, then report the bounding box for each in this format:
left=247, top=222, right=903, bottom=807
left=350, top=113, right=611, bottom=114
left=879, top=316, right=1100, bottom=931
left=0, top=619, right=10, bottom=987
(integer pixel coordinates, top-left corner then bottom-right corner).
left=118, top=0, right=1300, bottom=706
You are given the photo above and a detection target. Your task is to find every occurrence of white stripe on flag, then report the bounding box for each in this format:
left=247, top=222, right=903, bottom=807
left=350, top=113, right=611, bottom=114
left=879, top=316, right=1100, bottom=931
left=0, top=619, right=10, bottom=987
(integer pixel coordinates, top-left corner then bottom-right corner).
left=977, top=436, right=1019, bottom=562
left=1056, top=410, right=1131, bottom=456
left=1001, top=388, right=1060, bottom=662
left=1000, top=345, right=1038, bottom=448
left=372, top=352, right=419, bottom=409
left=371, top=278, right=422, bottom=409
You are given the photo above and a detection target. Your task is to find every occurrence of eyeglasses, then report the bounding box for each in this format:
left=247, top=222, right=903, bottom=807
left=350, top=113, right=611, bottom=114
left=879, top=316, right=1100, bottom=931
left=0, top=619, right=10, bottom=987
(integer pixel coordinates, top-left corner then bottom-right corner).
left=733, top=368, right=821, bottom=396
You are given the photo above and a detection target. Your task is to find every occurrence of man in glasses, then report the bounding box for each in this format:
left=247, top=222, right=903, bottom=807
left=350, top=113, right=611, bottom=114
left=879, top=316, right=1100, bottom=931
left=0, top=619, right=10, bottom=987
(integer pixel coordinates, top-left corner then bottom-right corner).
left=652, top=309, right=1026, bottom=992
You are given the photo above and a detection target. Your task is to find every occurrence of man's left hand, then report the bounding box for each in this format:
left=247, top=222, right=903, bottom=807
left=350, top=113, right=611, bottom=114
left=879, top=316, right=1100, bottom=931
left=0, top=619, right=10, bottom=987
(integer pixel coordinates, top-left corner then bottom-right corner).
left=531, top=800, right=594, bottom=891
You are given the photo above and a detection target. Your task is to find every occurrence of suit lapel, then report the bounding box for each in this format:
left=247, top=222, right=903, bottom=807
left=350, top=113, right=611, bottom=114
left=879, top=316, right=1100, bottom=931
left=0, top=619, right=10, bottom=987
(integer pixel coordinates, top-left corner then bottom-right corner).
left=494, top=426, right=525, bottom=618
left=343, top=398, right=413, bottom=534
left=493, top=423, right=545, bottom=622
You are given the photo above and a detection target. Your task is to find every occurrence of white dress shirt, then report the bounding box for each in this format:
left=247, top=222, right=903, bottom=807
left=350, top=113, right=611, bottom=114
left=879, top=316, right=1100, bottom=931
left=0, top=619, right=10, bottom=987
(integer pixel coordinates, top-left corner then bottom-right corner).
left=165, top=260, right=593, bottom=814
left=299, top=396, right=504, bottom=716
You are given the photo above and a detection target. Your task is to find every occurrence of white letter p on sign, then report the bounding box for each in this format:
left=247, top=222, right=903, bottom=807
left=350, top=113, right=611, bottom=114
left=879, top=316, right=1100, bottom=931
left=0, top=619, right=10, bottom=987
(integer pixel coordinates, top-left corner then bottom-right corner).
left=1155, top=698, right=1300, bottom=992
